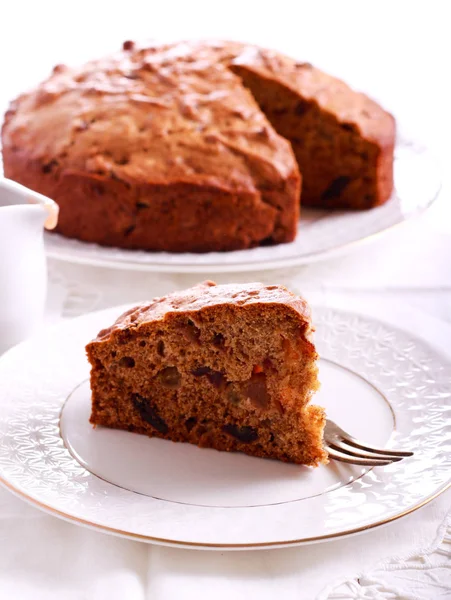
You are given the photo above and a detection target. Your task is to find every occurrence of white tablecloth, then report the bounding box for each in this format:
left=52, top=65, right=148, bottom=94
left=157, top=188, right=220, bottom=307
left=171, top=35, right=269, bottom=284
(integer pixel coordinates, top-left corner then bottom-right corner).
left=1, top=1, right=451, bottom=597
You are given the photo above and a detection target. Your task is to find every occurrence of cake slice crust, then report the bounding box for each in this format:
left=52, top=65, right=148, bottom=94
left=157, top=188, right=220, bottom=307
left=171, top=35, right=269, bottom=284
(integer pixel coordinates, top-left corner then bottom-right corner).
left=87, top=282, right=327, bottom=466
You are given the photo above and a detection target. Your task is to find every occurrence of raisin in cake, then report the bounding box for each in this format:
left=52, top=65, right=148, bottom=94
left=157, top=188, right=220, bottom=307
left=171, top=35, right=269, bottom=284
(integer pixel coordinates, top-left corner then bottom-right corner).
left=86, top=282, right=327, bottom=466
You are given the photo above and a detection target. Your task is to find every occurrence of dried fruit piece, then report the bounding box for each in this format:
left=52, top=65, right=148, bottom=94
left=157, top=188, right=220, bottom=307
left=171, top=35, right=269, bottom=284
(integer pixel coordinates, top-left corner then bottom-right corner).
left=185, top=417, right=197, bottom=432
left=132, top=393, right=169, bottom=434
left=245, top=373, right=270, bottom=410
left=294, top=100, right=308, bottom=116
left=223, top=424, right=258, bottom=443
left=192, top=366, right=225, bottom=388
left=282, top=338, right=300, bottom=360
left=321, top=176, right=351, bottom=200
left=122, top=40, right=135, bottom=51
left=158, top=366, right=181, bottom=388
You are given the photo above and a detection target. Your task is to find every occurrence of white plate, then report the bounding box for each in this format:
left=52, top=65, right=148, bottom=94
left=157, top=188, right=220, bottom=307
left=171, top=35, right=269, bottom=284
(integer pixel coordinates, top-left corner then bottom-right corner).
left=0, top=305, right=450, bottom=549
left=44, top=141, right=441, bottom=273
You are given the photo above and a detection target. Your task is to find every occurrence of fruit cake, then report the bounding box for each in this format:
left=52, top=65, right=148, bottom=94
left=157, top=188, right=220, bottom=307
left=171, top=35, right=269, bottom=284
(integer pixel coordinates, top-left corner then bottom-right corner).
left=2, top=40, right=395, bottom=251
left=1, top=42, right=300, bottom=252
left=86, top=281, right=327, bottom=466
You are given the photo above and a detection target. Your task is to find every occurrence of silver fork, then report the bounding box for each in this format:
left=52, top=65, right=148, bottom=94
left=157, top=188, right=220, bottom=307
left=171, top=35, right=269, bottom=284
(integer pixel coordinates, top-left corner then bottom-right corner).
left=324, top=420, right=414, bottom=466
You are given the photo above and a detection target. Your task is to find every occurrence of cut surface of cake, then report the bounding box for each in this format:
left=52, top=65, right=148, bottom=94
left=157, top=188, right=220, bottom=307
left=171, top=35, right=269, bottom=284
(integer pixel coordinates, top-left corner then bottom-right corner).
left=224, top=43, right=395, bottom=210
left=86, top=282, right=327, bottom=466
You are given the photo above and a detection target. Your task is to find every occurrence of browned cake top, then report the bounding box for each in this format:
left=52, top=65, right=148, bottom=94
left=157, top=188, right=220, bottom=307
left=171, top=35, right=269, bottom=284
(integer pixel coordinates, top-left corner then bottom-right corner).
left=93, top=281, right=312, bottom=343
left=2, top=41, right=298, bottom=192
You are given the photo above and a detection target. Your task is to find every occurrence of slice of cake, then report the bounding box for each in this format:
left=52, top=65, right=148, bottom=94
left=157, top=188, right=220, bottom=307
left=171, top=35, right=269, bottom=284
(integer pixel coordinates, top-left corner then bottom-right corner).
left=220, top=42, right=395, bottom=210
left=86, top=282, right=327, bottom=466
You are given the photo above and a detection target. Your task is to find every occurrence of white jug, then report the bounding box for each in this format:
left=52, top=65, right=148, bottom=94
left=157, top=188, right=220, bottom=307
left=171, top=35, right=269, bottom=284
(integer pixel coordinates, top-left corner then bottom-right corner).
left=0, top=178, right=59, bottom=354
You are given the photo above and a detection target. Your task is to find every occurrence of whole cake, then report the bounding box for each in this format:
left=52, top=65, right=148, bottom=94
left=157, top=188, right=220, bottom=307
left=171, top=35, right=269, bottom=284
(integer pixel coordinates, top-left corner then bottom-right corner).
left=86, top=281, right=327, bottom=466
left=2, top=40, right=395, bottom=252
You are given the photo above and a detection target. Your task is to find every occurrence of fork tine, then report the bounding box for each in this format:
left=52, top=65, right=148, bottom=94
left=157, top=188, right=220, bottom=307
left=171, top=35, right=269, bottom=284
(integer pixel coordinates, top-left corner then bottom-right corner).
left=339, top=437, right=414, bottom=458
left=328, top=441, right=404, bottom=462
left=325, top=445, right=393, bottom=466
left=325, top=420, right=413, bottom=458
